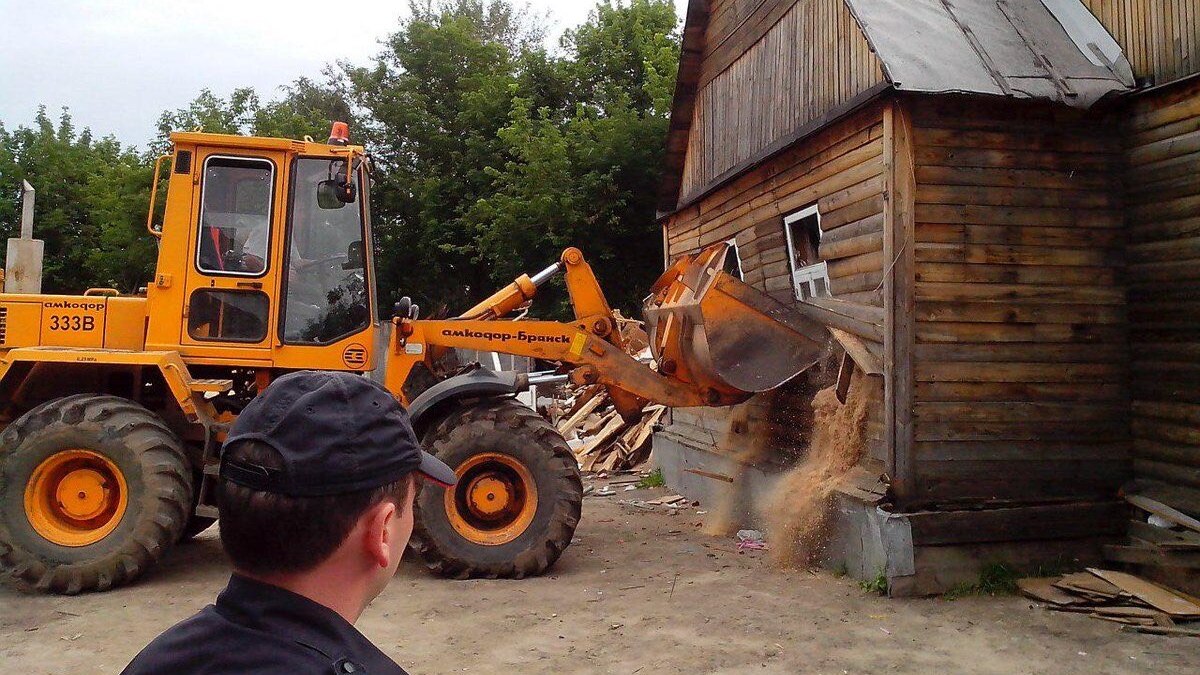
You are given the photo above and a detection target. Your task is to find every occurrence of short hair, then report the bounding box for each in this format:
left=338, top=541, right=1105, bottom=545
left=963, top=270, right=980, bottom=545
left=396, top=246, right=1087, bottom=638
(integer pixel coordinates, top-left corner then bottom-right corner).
left=216, top=440, right=412, bottom=575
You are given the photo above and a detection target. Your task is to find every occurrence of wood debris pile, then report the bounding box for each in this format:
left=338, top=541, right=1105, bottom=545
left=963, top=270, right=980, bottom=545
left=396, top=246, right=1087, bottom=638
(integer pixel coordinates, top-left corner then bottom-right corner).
left=552, top=384, right=666, bottom=473
left=1018, top=568, right=1200, bottom=637
left=1019, top=494, right=1200, bottom=638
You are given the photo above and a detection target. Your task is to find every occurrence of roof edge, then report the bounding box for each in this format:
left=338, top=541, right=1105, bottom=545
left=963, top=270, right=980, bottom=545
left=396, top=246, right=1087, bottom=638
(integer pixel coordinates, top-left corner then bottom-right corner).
left=656, top=0, right=710, bottom=214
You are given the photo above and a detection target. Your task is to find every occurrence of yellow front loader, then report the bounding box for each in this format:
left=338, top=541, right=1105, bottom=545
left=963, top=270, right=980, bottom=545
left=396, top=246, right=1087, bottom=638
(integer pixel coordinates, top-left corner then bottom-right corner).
left=0, top=124, right=826, bottom=593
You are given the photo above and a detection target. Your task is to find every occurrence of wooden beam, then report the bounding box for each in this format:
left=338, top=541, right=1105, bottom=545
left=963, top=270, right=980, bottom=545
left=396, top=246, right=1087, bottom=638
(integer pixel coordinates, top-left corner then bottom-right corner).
left=888, top=98, right=917, bottom=504
left=906, top=501, right=1126, bottom=545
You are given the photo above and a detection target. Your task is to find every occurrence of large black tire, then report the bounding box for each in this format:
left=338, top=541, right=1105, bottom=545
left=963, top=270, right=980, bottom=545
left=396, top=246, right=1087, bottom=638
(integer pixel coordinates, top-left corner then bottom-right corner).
left=411, top=399, right=582, bottom=579
left=0, top=395, right=193, bottom=594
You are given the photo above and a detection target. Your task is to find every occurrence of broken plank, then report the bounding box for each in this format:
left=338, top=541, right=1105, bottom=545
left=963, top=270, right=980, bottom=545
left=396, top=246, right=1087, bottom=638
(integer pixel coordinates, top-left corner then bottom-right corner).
left=578, top=416, right=627, bottom=458
left=1093, top=606, right=1169, bottom=619
left=1103, top=544, right=1200, bottom=569
left=1119, top=625, right=1200, bottom=638
left=1091, top=614, right=1157, bottom=626
left=684, top=468, right=736, bottom=483
left=1053, top=572, right=1122, bottom=599
left=558, top=393, right=607, bottom=436
left=1087, top=569, right=1200, bottom=618
left=1017, top=578, right=1087, bottom=605
left=1126, top=494, right=1200, bottom=535
left=1128, top=520, right=1200, bottom=550
left=829, top=327, right=883, bottom=375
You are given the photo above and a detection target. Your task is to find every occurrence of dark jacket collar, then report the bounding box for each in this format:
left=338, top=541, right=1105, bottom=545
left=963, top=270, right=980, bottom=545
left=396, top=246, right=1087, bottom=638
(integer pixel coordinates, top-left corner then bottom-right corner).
left=215, top=574, right=378, bottom=661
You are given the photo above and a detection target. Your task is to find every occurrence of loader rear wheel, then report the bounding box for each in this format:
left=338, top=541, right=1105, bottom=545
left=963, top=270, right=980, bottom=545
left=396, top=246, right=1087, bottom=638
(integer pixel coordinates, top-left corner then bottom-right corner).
left=0, top=395, right=192, bottom=594
left=411, top=399, right=582, bottom=579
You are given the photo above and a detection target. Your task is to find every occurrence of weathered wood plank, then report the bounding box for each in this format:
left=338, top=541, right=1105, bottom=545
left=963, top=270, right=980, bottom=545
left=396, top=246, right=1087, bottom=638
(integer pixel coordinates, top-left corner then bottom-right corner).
left=914, top=262, right=1118, bottom=286
left=914, top=243, right=1123, bottom=267
left=916, top=381, right=1125, bottom=402
left=916, top=223, right=1125, bottom=247
left=915, top=362, right=1124, bottom=384
left=916, top=322, right=1125, bottom=344
left=916, top=440, right=1129, bottom=462
left=915, top=302, right=1125, bottom=325
left=915, top=204, right=1122, bottom=228
left=907, top=502, right=1126, bottom=545
left=915, top=401, right=1126, bottom=423
left=915, top=282, right=1125, bottom=305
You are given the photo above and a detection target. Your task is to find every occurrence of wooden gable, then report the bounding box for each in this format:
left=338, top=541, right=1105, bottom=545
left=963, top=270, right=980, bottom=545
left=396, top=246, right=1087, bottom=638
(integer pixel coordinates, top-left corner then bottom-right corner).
left=660, top=0, right=887, bottom=211
left=1081, top=0, right=1200, bottom=86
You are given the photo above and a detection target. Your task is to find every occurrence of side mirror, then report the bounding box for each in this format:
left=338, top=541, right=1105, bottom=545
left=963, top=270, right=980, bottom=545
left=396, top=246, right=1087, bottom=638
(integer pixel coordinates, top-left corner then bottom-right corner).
left=316, top=180, right=346, bottom=210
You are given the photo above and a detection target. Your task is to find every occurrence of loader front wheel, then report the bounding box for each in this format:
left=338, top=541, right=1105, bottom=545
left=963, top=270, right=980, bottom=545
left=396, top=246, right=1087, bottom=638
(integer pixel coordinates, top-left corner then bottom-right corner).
left=0, top=395, right=192, bottom=594
left=411, top=399, right=582, bottom=579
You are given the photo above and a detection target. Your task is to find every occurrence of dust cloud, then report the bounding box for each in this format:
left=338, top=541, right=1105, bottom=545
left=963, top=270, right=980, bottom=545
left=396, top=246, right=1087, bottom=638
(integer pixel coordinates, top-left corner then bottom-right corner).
left=763, top=369, right=871, bottom=566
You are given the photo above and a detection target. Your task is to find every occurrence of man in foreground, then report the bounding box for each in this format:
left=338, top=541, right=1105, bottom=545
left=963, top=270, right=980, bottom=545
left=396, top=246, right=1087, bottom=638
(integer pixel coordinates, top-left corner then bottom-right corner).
left=123, top=371, right=458, bottom=674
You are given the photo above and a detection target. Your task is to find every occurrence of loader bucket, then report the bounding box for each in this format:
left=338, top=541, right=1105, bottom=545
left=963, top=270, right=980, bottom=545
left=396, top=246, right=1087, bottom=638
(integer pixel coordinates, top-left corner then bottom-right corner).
left=643, top=243, right=829, bottom=400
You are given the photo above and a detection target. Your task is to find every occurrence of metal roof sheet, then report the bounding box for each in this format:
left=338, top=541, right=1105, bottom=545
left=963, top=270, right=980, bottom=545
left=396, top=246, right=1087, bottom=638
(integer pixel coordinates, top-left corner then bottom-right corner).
left=843, top=0, right=1134, bottom=107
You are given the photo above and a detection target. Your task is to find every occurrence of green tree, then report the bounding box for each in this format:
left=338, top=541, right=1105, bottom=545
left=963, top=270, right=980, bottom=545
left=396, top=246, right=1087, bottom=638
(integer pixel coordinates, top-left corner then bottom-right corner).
left=153, top=87, right=260, bottom=151
left=0, top=108, right=156, bottom=293
left=252, top=75, right=357, bottom=140
left=346, top=0, right=541, bottom=314
left=350, top=0, right=680, bottom=317
left=469, top=0, right=680, bottom=314
left=154, top=76, right=354, bottom=150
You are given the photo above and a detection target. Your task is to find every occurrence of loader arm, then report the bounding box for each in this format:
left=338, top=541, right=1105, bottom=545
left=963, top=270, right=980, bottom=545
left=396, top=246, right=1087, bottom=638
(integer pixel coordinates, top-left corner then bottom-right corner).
left=395, top=243, right=828, bottom=422
left=403, top=317, right=743, bottom=420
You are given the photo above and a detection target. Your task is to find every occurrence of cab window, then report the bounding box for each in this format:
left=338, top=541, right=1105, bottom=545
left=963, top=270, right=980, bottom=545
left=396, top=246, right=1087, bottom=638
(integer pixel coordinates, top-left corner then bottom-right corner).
left=187, top=289, right=269, bottom=342
left=281, top=157, right=370, bottom=344
left=197, top=156, right=274, bottom=276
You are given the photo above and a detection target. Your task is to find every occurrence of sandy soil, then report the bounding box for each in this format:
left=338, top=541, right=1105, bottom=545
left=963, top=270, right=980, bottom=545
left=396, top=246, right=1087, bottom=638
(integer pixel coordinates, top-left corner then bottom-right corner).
left=2, top=483, right=1197, bottom=675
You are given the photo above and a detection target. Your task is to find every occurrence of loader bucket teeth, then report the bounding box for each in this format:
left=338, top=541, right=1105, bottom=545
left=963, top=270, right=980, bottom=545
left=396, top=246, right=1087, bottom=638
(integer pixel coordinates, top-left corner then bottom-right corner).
left=643, top=243, right=828, bottom=398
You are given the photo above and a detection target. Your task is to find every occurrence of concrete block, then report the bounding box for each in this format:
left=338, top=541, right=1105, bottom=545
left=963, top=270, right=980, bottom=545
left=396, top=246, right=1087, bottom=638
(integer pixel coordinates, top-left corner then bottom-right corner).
left=651, top=431, right=781, bottom=530
left=4, top=238, right=44, bottom=294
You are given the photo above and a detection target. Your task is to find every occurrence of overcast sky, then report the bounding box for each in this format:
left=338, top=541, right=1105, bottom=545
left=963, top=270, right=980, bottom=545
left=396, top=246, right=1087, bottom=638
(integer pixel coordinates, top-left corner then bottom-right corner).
left=0, top=0, right=685, bottom=150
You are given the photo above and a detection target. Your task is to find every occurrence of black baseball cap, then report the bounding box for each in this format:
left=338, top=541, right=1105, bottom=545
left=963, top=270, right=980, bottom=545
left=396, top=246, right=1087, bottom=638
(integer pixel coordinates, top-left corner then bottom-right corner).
left=220, top=371, right=457, bottom=496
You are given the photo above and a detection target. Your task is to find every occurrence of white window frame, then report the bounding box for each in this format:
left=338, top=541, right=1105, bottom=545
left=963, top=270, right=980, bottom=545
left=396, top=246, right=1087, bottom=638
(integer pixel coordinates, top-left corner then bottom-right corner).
left=783, top=204, right=829, bottom=300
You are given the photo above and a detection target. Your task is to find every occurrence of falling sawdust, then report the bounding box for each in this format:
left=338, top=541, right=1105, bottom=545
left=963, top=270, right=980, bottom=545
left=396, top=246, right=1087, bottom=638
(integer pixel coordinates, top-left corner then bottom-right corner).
left=764, top=370, right=871, bottom=567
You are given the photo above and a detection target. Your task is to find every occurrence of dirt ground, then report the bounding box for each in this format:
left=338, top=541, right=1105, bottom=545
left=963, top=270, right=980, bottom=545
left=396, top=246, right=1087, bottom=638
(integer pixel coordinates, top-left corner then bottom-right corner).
left=2, top=483, right=1198, bottom=675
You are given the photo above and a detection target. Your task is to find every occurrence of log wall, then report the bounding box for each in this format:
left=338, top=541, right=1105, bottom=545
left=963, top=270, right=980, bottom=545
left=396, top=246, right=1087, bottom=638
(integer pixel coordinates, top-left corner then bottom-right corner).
left=1082, top=0, right=1200, bottom=86
left=679, top=0, right=885, bottom=202
left=906, top=97, right=1131, bottom=507
left=1124, top=76, right=1200, bottom=515
left=663, top=102, right=889, bottom=465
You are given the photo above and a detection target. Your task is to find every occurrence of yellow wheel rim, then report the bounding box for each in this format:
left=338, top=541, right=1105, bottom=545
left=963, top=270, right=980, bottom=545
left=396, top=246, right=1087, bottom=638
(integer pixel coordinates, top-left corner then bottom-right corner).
left=24, top=449, right=129, bottom=547
left=445, top=452, right=538, bottom=546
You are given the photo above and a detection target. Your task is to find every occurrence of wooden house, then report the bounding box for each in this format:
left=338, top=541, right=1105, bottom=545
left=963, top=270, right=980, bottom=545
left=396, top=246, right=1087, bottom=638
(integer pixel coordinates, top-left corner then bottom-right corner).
left=654, top=0, right=1200, bottom=594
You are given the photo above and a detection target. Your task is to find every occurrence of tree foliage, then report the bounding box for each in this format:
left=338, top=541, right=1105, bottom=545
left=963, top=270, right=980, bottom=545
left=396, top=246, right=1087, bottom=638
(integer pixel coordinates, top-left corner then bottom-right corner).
left=0, top=0, right=681, bottom=319
left=0, top=108, right=156, bottom=292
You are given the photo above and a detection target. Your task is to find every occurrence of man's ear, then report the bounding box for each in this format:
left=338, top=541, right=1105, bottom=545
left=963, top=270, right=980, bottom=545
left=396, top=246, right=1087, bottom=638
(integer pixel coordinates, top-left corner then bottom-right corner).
left=363, top=500, right=398, bottom=569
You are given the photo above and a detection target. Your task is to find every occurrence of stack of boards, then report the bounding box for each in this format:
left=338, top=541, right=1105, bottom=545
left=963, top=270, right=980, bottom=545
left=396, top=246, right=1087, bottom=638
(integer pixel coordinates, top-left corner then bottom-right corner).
left=554, top=384, right=667, bottom=473
left=1018, top=568, right=1200, bottom=637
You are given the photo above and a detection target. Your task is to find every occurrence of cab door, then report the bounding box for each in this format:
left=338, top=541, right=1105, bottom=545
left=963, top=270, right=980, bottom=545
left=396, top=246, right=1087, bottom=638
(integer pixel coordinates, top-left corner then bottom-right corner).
left=270, top=156, right=376, bottom=372
left=178, top=150, right=287, bottom=365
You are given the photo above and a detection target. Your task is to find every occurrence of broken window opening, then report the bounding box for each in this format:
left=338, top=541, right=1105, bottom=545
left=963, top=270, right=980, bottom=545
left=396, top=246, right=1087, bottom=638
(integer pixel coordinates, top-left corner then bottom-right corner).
left=722, top=238, right=744, bottom=281
left=784, top=205, right=829, bottom=300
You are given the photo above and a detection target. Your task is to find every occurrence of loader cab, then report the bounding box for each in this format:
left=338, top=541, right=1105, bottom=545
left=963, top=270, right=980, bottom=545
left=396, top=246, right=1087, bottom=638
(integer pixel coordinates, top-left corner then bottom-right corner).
left=143, top=126, right=377, bottom=372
